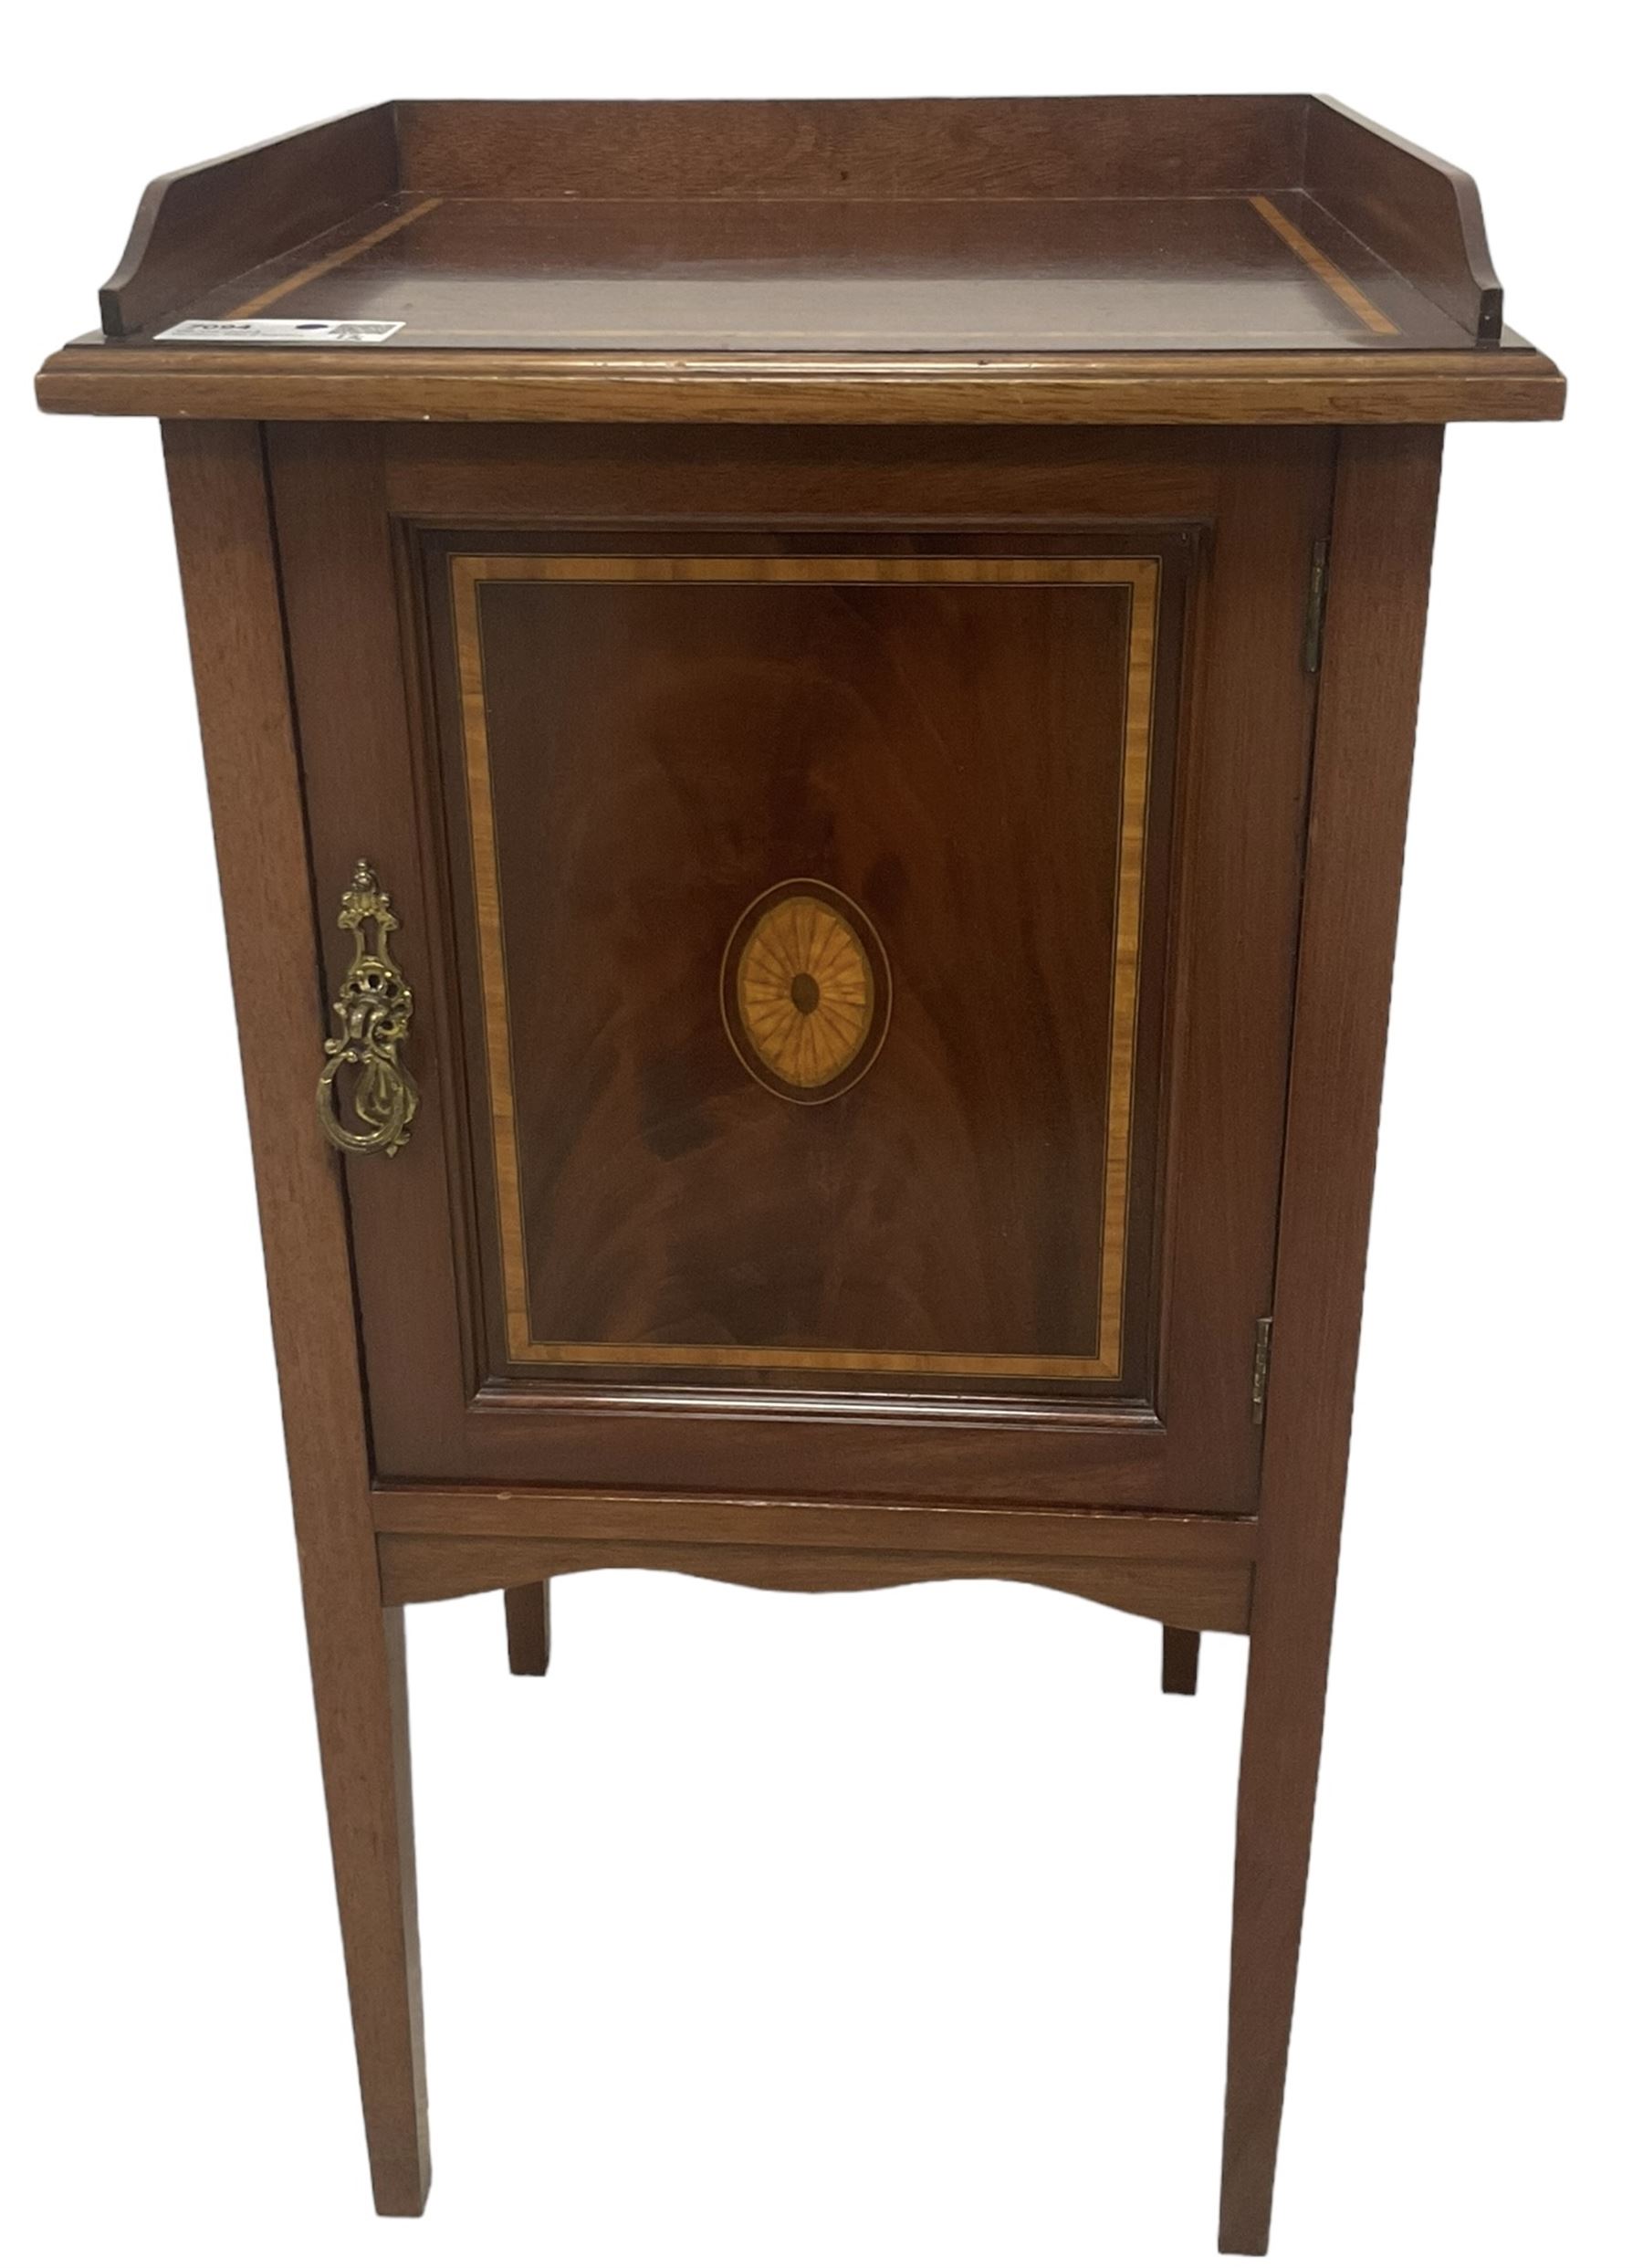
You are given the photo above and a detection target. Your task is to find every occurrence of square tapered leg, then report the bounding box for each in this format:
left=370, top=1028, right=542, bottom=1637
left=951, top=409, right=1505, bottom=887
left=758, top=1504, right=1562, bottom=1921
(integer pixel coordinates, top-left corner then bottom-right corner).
left=504, top=1581, right=551, bottom=1677
left=1162, top=1626, right=1200, bottom=1694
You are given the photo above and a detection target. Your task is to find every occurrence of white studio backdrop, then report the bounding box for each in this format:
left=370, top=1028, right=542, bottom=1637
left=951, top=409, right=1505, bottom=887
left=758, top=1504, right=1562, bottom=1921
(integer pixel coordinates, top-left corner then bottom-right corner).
left=2, top=8, right=1637, bottom=2265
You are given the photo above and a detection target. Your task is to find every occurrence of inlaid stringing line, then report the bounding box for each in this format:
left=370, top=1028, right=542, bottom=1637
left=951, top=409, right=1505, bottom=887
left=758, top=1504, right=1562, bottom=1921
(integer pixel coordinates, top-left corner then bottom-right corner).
left=451, top=557, right=535, bottom=1360
left=1248, top=194, right=1400, bottom=337
left=1097, top=560, right=1159, bottom=1370
left=226, top=197, right=444, bottom=318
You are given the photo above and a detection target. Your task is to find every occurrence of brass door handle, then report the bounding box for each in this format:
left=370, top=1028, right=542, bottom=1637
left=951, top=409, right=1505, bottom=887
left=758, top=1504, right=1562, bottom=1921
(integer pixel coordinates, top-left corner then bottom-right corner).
left=316, top=861, right=419, bottom=1159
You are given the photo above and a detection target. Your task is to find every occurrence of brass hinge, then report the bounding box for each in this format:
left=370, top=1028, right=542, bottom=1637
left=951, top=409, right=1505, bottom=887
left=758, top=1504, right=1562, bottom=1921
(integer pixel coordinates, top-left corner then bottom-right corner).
left=1251, top=1317, right=1273, bottom=1423
left=1303, top=540, right=1330, bottom=674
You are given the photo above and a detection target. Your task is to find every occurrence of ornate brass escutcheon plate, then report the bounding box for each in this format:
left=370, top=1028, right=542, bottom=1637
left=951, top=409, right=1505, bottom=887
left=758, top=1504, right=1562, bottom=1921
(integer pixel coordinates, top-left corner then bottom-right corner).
left=316, top=860, right=419, bottom=1158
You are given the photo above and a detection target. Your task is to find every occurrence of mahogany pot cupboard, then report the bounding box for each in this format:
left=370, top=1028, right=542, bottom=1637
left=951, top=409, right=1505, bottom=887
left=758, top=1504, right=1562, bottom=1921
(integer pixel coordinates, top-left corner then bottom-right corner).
left=35, top=95, right=1564, bottom=2255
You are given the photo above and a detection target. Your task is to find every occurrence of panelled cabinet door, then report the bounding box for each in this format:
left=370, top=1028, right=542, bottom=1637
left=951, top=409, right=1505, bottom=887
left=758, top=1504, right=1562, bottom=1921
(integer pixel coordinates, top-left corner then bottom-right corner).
left=271, top=427, right=1334, bottom=1513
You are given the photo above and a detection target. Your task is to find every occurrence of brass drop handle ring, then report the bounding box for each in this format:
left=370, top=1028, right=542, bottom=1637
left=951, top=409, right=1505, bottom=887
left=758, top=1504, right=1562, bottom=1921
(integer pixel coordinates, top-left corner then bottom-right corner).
left=316, top=861, right=419, bottom=1159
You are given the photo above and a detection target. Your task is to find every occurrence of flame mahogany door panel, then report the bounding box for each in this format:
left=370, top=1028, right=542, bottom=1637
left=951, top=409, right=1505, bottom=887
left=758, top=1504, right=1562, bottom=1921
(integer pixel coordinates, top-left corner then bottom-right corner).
left=270, top=425, right=1334, bottom=1512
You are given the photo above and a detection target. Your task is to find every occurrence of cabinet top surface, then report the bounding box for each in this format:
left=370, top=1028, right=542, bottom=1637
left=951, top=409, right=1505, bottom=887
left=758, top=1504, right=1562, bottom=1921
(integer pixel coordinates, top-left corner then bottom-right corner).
left=36, top=97, right=1564, bottom=425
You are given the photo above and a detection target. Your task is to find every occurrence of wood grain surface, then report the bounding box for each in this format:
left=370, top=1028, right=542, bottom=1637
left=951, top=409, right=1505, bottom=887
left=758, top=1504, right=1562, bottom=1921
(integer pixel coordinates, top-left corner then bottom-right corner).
left=36, top=342, right=1564, bottom=425
left=49, top=89, right=1560, bottom=2256
left=64, top=96, right=1534, bottom=369
left=150, top=188, right=1444, bottom=354
left=445, top=550, right=1156, bottom=1381
left=370, top=1484, right=1258, bottom=1564
left=1306, top=95, right=1504, bottom=341
left=379, top=1532, right=1254, bottom=1633
left=272, top=423, right=1326, bottom=1514
left=1219, top=427, right=1446, bottom=2256
left=503, top=1581, right=550, bottom=1676
left=1161, top=1626, right=1202, bottom=1696
left=100, top=106, right=397, bottom=337
left=396, top=94, right=1308, bottom=203
left=162, top=423, right=430, bottom=2215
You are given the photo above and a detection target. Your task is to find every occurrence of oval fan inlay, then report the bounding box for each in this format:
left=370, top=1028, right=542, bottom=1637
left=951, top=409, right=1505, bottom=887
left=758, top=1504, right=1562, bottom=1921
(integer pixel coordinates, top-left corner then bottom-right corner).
left=722, top=881, right=890, bottom=1103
